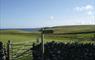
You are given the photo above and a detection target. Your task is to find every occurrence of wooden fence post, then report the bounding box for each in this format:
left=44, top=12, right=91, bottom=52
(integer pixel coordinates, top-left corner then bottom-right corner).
left=6, top=40, right=11, bottom=60
left=41, top=28, right=44, bottom=60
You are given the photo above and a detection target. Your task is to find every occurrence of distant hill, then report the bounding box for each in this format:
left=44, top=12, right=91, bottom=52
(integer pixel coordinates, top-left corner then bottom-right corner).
left=51, top=25, right=95, bottom=34
left=0, top=28, right=40, bottom=33
left=0, top=25, right=95, bottom=34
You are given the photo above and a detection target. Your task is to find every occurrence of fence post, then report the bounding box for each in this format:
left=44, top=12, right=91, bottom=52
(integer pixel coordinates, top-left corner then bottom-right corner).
left=41, top=28, right=44, bottom=60
left=6, top=40, right=11, bottom=60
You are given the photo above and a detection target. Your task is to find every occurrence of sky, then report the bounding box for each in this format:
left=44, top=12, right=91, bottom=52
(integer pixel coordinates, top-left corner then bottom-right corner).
left=0, top=0, right=95, bottom=28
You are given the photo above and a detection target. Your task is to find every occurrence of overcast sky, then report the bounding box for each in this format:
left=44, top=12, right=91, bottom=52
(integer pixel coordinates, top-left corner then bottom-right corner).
left=0, top=0, right=95, bottom=28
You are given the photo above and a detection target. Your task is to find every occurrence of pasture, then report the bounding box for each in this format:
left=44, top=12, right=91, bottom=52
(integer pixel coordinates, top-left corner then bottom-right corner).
left=0, top=25, right=95, bottom=60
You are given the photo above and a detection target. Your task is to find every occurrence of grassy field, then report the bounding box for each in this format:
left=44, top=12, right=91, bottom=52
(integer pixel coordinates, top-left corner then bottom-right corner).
left=0, top=30, right=95, bottom=44
left=0, top=25, right=95, bottom=60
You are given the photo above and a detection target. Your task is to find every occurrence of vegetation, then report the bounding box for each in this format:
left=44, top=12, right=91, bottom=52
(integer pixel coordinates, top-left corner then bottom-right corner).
left=0, top=25, right=95, bottom=60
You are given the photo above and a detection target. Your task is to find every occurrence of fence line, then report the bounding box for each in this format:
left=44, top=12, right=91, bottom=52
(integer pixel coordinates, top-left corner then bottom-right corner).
left=6, top=40, right=33, bottom=60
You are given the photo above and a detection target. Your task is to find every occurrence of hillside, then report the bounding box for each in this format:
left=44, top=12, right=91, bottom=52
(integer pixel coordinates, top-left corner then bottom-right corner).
left=51, top=25, right=95, bottom=34
left=0, top=25, right=95, bottom=45
left=0, top=25, right=95, bottom=34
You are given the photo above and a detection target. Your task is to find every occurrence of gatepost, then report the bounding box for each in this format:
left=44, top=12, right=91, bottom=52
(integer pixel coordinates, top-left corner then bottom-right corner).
left=40, top=27, right=54, bottom=60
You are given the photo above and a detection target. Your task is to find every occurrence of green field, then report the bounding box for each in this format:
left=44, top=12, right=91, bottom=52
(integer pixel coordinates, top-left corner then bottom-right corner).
left=1, top=25, right=95, bottom=43
left=0, top=25, right=95, bottom=60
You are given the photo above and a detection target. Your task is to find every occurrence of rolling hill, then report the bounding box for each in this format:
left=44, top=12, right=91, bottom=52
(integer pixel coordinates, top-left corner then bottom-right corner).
left=0, top=25, right=95, bottom=34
